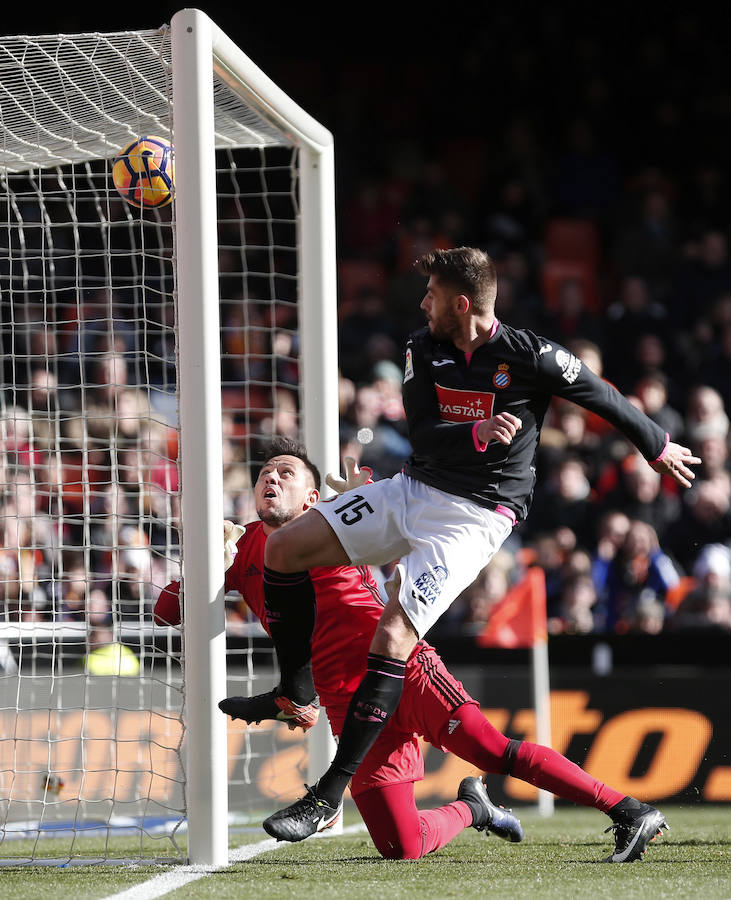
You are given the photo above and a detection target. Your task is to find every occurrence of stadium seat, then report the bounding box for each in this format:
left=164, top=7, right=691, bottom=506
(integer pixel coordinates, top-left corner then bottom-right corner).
left=337, top=259, right=388, bottom=314
left=438, top=138, right=490, bottom=202
left=544, top=217, right=602, bottom=268
left=222, top=385, right=271, bottom=420
left=540, top=259, right=601, bottom=313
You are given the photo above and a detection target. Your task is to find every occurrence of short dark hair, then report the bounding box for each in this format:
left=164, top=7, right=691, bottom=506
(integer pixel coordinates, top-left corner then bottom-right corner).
left=416, top=246, right=497, bottom=314
left=259, top=436, right=321, bottom=490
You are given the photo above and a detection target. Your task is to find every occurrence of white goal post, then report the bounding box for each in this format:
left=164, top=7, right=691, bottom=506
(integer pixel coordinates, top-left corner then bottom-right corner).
left=0, top=8, right=339, bottom=867
left=171, top=8, right=340, bottom=866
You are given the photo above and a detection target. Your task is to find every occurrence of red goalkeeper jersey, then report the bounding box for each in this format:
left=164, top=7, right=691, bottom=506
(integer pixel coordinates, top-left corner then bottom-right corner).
left=225, top=520, right=385, bottom=708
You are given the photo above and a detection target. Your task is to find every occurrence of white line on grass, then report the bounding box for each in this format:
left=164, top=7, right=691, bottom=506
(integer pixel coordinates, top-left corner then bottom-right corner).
left=102, top=824, right=366, bottom=900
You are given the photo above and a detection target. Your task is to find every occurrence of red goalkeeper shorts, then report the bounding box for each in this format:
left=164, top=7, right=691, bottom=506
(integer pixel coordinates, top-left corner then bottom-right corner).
left=325, top=642, right=478, bottom=798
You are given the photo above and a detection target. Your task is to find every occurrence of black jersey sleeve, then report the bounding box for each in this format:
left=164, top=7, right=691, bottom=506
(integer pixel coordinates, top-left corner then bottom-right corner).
left=535, top=340, right=668, bottom=461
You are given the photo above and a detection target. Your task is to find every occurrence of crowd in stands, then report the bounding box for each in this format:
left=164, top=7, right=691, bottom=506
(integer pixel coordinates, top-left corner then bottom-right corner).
left=330, top=171, right=731, bottom=637
left=320, top=12, right=731, bottom=639
left=1, top=10, right=729, bottom=651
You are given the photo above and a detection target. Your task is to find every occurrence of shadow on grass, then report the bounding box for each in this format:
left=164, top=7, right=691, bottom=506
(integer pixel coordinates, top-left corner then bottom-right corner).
left=230, top=855, right=497, bottom=869
left=568, top=857, right=724, bottom=865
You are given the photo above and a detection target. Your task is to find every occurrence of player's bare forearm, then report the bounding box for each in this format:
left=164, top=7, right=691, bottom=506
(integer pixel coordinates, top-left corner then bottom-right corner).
left=649, top=442, right=702, bottom=488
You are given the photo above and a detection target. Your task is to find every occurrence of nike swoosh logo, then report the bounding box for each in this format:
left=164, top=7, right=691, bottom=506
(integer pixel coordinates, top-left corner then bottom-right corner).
left=539, top=344, right=553, bottom=355
left=432, top=359, right=455, bottom=367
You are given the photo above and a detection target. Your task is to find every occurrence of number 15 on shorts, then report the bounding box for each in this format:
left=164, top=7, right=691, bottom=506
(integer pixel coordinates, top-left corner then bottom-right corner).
left=334, top=494, right=374, bottom=525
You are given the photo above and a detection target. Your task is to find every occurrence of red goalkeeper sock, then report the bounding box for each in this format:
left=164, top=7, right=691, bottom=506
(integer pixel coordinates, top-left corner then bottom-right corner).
left=509, top=739, right=624, bottom=812
left=442, top=702, right=624, bottom=812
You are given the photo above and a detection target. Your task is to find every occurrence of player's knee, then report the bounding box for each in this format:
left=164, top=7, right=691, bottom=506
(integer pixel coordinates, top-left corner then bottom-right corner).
left=374, top=836, right=423, bottom=860
left=371, top=591, right=418, bottom=660
left=371, top=615, right=417, bottom=661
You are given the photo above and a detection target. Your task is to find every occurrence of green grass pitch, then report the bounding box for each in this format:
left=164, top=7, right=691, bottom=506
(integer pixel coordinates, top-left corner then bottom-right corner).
left=1, top=805, right=728, bottom=900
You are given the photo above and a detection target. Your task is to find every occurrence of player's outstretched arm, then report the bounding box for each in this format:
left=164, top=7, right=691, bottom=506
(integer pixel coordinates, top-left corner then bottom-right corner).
left=649, top=442, right=702, bottom=489
left=154, top=520, right=246, bottom=627
left=325, top=456, right=373, bottom=495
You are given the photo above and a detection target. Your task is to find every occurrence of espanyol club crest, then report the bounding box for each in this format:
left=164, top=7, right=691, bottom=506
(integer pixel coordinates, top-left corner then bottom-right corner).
left=492, top=363, right=511, bottom=389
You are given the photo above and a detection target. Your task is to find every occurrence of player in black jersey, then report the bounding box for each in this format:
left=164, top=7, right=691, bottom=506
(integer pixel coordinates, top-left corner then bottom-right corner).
left=241, top=247, right=698, bottom=858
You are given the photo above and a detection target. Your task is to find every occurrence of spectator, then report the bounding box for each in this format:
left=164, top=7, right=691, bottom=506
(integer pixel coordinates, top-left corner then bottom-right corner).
left=113, top=526, right=155, bottom=625
left=613, top=189, right=681, bottom=303
left=664, top=475, right=731, bottom=574
left=57, top=553, right=92, bottom=623
left=695, top=316, right=731, bottom=402
left=538, top=275, right=605, bottom=348
left=684, top=385, right=729, bottom=446
left=692, top=431, right=730, bottom=483
left=670, top=543, right=731, bottom=631
left=553, top=117, right=621, bottom=222
left=525, top=532, right=567, bottom=621
left=455, top=550, right=515, bottom=637
left=369, top=360, right=409, bottom=438
left=591, top=510, right=631, bottom=599
left=672, top=228, right=731, bottom=329
left=340, top=177, right=401, bottom=261
left=538, top=398, right=607, bottom=485
left=599, top=452, right=681, bottom=544
left=596, top=519, right=681, bottom=633
left=625, top=333, right=675, bottom=399
left=603, top=275, right=670, bottom=391
left=84, top=622, right=140, bottom=676
left=524, top=454, right=595, bottom=543
left=339, top=383, right=412, bottom=480
left=255, top=387, right=300, bottom=445
left=493, top=249, right=544, bottom=332
left=338, top=288, right=400, bottom=384
left=549, top=573, right=599, bottom=635
left=629, top=594, right=667, bottom=635
left=632, top=370, right=685, bottom=441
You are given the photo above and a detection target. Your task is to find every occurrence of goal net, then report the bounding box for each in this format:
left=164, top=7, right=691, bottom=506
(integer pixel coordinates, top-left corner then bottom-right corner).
left=0, top=10, right=338, bottom=866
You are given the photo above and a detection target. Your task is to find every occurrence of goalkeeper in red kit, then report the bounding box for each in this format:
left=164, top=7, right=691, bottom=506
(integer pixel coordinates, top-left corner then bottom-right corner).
left=156, top=437, right=662, bottom=862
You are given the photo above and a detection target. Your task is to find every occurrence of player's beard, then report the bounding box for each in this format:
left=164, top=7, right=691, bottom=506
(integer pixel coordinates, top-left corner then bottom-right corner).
left=257, top=504, right=297, bottom=528
left=428, top=306, right=461, bottom=342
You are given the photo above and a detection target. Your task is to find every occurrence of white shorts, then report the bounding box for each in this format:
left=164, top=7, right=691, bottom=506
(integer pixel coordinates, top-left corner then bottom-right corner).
left=314, top=473, right=513, bottom=639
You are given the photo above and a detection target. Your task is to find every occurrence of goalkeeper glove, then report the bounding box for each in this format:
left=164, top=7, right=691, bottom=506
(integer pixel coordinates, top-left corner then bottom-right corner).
left=325, top=456, right=373, bottom=495
left=153, top=521, right=245, bottom=628
left=224, top=520, right=246, bottom=571
left=154, top=580, right=181, bottom=627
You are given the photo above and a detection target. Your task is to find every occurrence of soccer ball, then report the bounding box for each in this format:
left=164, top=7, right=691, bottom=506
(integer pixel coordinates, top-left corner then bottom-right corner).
left=112, top=135, right=175, bottom=208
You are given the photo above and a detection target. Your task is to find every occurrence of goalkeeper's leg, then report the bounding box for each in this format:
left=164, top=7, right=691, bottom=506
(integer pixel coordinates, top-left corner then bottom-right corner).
left=354, top=781, right=474, bottom=860
left=265, top=584, right=417, bottom=838
left=440, top=702, right=625, bottom=811
left=218, top=566, right=320, bottom=728
left=220, top=509, right=350, bottom=727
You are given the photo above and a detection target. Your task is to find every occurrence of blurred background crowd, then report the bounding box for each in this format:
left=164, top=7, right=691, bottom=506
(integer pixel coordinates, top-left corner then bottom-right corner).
left=0, top=8, right=729, bottom=651
left=296, top=8, right=731, bottom=640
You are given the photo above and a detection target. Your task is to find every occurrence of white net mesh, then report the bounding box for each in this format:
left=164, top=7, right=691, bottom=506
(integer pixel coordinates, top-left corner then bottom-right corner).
left=0, top=24, right=310, bottom=863
left=0, top=28, right=285, bottom=173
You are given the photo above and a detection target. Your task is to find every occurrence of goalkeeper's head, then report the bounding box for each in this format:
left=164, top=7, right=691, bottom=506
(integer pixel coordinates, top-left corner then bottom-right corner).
left=255, top=436, right=322, bottom=529
left=259, top=436, right=321, bottom=490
